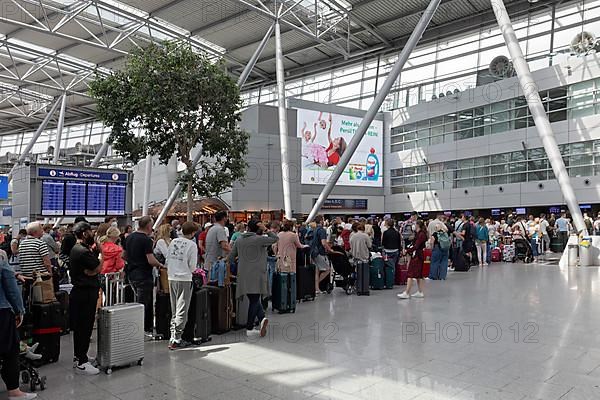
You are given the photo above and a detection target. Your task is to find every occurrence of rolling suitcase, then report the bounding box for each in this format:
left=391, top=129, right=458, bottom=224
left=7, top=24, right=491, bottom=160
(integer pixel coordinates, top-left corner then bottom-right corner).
left=491, top=247, right=502, bottom=262
left=382, top=253, right=395, bottom=289
left=231, top=283, right=250, bottom=329
left=422, top=249, right=432, bottom=277
left=355, top=260, right=370, bottom=296
left=452, top=248, right=470, bottom=272
left=206, top=284, right=233, bottom=334
left=30, top=301, right=63, bottom=330
left=31, top=328, right=61, bottom=366
left=30, top=299, right=62, bottom=365
left=296, top=248, right=316, bottom=302
left=369, top=254, right=385, bottom=290
left=395, top=260, right=408, bottom=286
left=54, top=290, right=70, bottom=335
left=97, top=272, right=144, bottom=375
left=272, top=272, right=296, bottom=313
left=182, top=288, right=211, bottom=343
left=155, top=291, right=171, bottom=341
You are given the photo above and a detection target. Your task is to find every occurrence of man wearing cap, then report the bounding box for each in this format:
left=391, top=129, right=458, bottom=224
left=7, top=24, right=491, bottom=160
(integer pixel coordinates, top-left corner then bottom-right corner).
left=69, top=221, right=101, bottom=375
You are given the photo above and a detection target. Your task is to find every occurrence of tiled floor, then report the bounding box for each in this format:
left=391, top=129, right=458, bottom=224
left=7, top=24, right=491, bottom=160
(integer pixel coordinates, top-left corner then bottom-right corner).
left=5, top=261, right=600, bottom=400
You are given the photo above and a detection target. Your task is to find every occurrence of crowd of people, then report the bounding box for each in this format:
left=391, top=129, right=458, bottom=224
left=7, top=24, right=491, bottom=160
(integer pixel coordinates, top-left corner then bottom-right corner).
left=0, top=209, right=596, bottom=398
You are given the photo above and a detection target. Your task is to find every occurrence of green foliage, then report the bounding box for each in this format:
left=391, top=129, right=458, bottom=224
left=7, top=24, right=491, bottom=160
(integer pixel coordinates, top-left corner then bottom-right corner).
left=89, top=41, right=249, bottom=199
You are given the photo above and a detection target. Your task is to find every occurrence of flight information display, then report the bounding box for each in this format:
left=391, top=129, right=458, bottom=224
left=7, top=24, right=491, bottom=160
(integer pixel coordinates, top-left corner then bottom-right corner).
left=107, top=183, right=126, bottom=215
left=39, top=167, right=128, bottom=216
left=86, top=183, right=107, bottom=216
left=41, top=180, right=65, bottom=216
left=65, top=181, right=86, bottom=215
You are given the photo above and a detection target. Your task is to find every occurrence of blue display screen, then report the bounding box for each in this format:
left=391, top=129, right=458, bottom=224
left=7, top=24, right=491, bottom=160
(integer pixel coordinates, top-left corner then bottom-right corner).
left=107, top=183, right=126, bottom=215
left=86, top=183, right=107, bottom=216
left=41, top=180, right=65, bottom=216
left=65, top=181, right=86, bottom=215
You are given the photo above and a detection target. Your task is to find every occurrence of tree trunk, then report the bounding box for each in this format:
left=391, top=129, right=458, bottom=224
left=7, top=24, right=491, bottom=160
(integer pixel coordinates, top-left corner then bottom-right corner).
left=187, top=179, right=193, bottom=222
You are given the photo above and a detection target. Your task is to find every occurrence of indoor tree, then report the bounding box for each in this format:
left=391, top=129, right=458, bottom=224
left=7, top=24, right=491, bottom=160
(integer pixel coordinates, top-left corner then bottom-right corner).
left=89, top=41, right=249, bottom=221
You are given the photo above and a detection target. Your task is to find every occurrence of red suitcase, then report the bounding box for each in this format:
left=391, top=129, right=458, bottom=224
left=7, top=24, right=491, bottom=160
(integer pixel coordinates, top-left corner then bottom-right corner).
left=491, top=247, right=502, bottom=262
left=422, top=249, right=432, bottom=278
left=395, top=262, right=408, bottom=286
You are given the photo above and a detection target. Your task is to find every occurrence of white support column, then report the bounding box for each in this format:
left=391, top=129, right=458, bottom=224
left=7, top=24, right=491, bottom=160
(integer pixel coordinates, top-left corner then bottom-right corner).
left=52, top=94, right=67, bottom=163
left=91, top=142, right=110, bottom=167
left=275, top=20, right=293, bottom=220
left=142, top=154, right=152, bottom=216
left=238, top=23, right=274, bottom=87
left=491, top=0, right=586, bottom=234
left=307, top=0, right=442, bottom=223
left=8, top=97, right=63, bottom=182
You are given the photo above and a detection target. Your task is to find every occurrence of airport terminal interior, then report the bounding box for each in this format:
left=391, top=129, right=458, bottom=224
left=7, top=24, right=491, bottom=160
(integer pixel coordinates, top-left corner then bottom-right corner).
left=1, top=0, right=600, bottom=399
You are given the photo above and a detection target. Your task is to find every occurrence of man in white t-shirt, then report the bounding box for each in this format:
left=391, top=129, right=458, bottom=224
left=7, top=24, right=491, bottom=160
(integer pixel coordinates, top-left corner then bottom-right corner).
left=539, top=214, right=550, bottom=253
left=166, top=222, right=198, bottom=350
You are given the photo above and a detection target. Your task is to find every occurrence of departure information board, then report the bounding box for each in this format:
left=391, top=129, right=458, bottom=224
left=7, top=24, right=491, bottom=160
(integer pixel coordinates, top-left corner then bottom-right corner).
left=65, top=181, right=86, bottom=215
left=39, top=167, right=128, bottom=216
left=107, top=183, right=126, bottom=215
left=86, top=183, right=107, bottom=216
left=41, top=180, right=65, bottom=216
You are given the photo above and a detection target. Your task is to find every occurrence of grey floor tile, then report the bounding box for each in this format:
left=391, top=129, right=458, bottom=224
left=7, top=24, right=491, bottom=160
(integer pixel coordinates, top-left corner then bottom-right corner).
left=7, top=263, right=600, bottom=400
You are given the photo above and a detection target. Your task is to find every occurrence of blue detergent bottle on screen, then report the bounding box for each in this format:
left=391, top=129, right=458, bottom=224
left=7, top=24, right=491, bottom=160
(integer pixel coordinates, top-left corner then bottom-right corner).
left=365, top=148, right=380, bottom=181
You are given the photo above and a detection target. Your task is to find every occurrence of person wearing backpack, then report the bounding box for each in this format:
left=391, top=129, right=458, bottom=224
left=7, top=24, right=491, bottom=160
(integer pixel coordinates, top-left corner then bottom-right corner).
left=428, top=215, right=450, bottom=280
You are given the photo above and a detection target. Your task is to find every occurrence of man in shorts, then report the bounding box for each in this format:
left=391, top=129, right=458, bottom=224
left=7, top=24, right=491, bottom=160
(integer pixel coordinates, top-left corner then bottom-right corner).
left=311, top=215, right=334, bottom=294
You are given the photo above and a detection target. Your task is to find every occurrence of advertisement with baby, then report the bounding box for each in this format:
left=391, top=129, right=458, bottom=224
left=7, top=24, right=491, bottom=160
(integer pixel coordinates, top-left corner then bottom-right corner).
left=296, top=108, right=383, bottom=187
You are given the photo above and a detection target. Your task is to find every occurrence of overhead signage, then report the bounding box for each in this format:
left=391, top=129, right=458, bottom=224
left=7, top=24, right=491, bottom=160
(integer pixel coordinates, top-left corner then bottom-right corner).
left=314, top=198, right=368, bottom=210
left=38, top=167, right=127, bottom=182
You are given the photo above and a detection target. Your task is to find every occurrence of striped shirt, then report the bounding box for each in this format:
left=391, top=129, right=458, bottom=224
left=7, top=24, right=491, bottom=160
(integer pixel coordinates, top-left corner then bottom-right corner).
left=18, top=236, right=49, bottom=277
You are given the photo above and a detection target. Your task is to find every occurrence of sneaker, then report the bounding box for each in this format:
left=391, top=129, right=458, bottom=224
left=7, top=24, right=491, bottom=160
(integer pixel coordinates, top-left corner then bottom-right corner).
left=8, top=392, right=37, bottom=400
left=75, top=362, right=100, bottom=375
left=25, top=343, right=42, bottom=361
left=397, top=292, right=410, bottom=299
left=246, top=329, right=260, bottom=338
left=483, top=263, right=488, bottom=266
left=168, top=340, right=191, bottom=350
left=144, top=332, right=155, bottom=341
left=413, top=291, right=425, bottom=298
left=259, top=318, right=269, bottom=338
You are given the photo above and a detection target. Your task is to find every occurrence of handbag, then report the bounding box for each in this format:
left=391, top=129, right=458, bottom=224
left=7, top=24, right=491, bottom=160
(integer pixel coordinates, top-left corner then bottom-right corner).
left=32, top=272, right=57, bottom=304
left=276, top=255, right=292, bottom=272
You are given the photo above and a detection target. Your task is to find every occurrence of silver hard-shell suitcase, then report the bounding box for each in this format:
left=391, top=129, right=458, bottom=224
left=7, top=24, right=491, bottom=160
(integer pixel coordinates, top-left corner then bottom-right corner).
left=97, top=273, right=144, bottom=374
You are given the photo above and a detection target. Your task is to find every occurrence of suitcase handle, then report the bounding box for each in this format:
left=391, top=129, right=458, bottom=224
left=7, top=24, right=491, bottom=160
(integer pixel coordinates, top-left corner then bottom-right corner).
left=104, top=272, right=124, bottom=306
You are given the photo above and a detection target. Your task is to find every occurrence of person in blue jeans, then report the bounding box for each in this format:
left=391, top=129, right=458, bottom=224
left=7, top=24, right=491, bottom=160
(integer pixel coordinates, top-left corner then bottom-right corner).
left=0, top=260, right=38, bottom=400
left=429, top=223, right=450, bottom=280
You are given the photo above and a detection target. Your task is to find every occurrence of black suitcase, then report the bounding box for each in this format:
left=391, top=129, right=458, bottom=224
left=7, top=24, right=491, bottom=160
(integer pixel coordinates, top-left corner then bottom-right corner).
left=155, top=291, right=171, bottom=341
left=206, top=285, right=233, bottom=334
left=182, top=289, right=211, bottom=343
left=452, top=248, right=470, bottom=272
left=31, top=302, right=63, bottom=330
left=356, top=261, right=370, bottom=296
left=54, top=290, right=70, bottom=335
left=296, top=248, right=316, bottom=302
left=31, top=329, right=61, bottom=366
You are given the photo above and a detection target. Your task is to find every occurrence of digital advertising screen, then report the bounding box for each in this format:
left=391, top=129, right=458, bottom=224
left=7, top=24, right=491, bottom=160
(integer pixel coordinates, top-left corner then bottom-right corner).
left=41, top=180, right=65, bottom=216
left=296, top=108, right=383, bottom=187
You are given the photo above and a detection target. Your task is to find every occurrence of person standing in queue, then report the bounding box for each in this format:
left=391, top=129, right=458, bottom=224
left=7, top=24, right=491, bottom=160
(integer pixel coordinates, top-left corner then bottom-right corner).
left=229, top=220, right=278, bottom=337
left=0, top=258, right=37, bottom=399
left=397, top=220, right=427, bottom=300
left=69, top=221, right=101, bottom=375
left=124, top=216, right=165, bottom=338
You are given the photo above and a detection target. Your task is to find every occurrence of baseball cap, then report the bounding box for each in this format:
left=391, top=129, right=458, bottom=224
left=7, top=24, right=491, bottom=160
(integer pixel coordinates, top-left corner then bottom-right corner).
left=204, top=222, right=213, bottom=229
